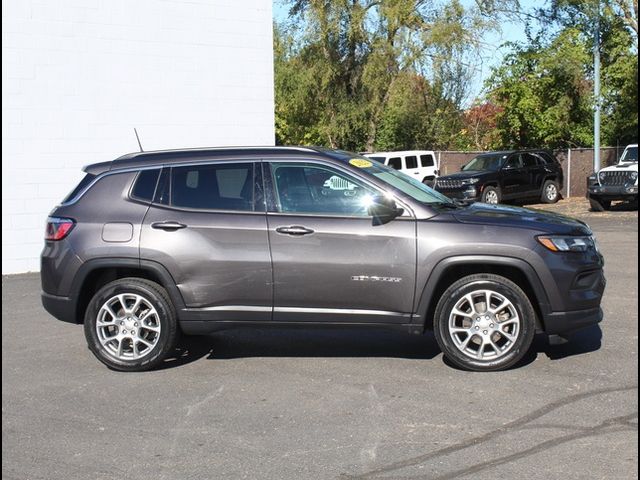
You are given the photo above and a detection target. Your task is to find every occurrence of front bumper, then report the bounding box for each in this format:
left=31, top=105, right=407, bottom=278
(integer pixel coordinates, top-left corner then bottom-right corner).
left=434, top=185, right=480, bottom=202
left=543, top=307, right=603, bottom=336
left=588, top=184, right=638, bottom=199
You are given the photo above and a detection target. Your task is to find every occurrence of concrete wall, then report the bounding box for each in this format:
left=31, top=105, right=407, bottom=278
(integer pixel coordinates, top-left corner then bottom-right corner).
left=2, top=0, right=275, bottom=274
left=437, top=147, right=624, bottom=198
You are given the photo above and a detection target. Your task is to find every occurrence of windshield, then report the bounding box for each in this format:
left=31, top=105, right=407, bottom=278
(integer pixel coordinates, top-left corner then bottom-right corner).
left=348, top=157, right=454, bottom=205
left=620, top=146, right=638, bottom=163
left=462, top=154, right=506, bottom=172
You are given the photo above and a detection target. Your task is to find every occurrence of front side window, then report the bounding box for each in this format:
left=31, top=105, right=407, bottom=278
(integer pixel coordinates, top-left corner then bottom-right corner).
left=388, top=157, right=402, bottom=170
left=170, top=163, right=254, bottom=211
left=505, top=155, right=524, bottom=169
left=270, top=163, right=377, bottom=216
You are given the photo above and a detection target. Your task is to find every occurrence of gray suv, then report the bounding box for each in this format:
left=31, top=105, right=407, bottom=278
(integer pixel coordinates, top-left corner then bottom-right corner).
left=41, top=147, right=605, bottom=372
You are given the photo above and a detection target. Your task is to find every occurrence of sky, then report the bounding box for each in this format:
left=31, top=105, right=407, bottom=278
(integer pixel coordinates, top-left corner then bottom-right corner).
left=272, top=0, right=538, bottom=104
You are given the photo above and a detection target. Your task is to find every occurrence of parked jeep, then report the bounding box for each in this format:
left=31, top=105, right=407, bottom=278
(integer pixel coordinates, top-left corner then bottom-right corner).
left=434, top=150, right=563, bottom=205
left=587, top=144, right=638, bottom=211
left=41, top=147, right=604, bottom=372
left=364, top=150, right=439, bottom=186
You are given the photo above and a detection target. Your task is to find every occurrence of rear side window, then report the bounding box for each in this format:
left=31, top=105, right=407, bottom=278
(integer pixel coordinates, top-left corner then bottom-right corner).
left=388, top=157, right=402, bottom=170
left=405, top=156, right=418, bottom=169
left=62, top=173, right=96, bottom=203
left=170, top=163, right=254, bottom=211
left=522, top=153, right=538, bottom=168
left=131, top=169, right=160, bottom=202
left=421, top=154, right=434, bottom=167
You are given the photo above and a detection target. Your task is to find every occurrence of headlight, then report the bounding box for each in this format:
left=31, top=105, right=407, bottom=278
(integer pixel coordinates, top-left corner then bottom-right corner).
left=598, top=171, right=606, bottom=181
left=537, top=235, right=595, bottom=253
left=461, top=178, right=480, bottom=186
left=629, top=171, right=638, bottom=183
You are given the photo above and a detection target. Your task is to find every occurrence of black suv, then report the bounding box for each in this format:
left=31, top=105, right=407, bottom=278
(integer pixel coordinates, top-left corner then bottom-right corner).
left=41, top=147, right=603, bottom=372
left=434, top=150, right=564, bottom=205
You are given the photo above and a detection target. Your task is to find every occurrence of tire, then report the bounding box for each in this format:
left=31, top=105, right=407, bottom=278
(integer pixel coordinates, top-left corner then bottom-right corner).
left=541, top=180, right=560, bottom=204
left=433, top=274, right=536, bottom=372
left=422, top=177, right=436, bottom=188
left=84, top=278, right=179, bottom=371
left=589, top=196, right=611, bottom=211
left=481, top=186, right=501, bottom=204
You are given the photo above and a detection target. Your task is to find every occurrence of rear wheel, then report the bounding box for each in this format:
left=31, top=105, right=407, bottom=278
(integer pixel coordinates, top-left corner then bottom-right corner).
left=84, top=278, right=179, bottom=371
left=541, top=180, right=560, bottom=203
left=433, top=274, right=536, bottom=371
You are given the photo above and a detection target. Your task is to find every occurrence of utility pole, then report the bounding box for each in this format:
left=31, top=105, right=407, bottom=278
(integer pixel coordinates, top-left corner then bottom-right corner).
left=593, top=0, right=601, bottom=172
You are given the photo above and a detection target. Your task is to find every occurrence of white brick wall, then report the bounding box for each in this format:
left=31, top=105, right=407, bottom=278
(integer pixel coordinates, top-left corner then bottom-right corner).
left=2, top=0, right=275, bottom=273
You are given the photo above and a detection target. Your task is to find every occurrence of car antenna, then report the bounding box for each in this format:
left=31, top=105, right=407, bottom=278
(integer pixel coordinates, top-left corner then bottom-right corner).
left=134, top=128, right=144, bottom=152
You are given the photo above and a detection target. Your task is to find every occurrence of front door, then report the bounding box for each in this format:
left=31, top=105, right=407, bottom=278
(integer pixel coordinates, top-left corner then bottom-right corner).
left=264, top=160, right=417, bottom=324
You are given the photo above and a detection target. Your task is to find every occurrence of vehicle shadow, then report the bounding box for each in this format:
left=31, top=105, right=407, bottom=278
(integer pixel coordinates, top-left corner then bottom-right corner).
left=158, top=324, right=602, bottom=371
left=158, top=328, right=441, bottom=369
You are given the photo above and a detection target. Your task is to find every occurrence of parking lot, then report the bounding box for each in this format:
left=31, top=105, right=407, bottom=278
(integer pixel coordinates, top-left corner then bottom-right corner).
left=2, top=199, right=637, bottom=480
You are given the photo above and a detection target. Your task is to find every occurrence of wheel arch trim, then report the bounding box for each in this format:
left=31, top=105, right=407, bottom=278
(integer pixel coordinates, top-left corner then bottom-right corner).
left=413, top=255, right=551, bottom=332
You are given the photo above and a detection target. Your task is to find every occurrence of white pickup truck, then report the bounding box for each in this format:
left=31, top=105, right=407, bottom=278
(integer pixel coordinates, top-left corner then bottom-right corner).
left=587, top=144, right=638, bottom=210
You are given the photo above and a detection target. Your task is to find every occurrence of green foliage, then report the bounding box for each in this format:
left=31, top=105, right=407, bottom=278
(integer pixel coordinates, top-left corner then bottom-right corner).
left=274, top=0, right=504, bottom=151
left=485, top=0, right=638, bottom=149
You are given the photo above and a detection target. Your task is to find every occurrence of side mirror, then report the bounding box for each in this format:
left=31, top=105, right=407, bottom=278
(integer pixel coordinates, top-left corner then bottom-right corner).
left=368, top=196, right=404, bottom=225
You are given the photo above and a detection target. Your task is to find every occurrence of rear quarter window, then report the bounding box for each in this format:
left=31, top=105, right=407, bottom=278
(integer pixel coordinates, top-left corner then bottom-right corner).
left=61, top=173, right=96, bottom=203
left=130, top=169, right=161, bottom=202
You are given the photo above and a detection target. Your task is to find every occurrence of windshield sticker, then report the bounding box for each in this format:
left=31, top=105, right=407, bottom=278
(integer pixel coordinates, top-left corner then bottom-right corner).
left=349, top=158, right=372, bottom=168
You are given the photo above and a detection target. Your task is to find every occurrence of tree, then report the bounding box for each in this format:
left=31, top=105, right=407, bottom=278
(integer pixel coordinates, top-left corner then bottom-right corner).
left=485, top=0, right=638, bottom=148
left=274, top=0, right=514, bottom=151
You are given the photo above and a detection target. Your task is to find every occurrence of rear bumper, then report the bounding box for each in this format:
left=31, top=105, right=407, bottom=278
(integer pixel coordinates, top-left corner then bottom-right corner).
left=41, top=292, right=77, bottom=324
left=542, top=307, right=603, bottom=336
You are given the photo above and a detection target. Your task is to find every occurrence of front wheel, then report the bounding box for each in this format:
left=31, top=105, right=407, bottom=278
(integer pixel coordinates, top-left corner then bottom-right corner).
left=84, top=278, right=179, bottom=371
left=433, top=274, right=536, bottom=371
left=481, top=186, right=501, bottom=204
left=589, top=196, right=611, bottom=211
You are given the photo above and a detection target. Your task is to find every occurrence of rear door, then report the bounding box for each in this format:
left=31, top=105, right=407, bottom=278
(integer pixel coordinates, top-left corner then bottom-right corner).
left=521, top=152, right=545, bottom=195
left=264, top=159, right=416, bottom=324
left=139, top=161, right=272, bottom=321
left=501, top=154, right=528, bottom=198
left=403, top=154, right=422, bottom=180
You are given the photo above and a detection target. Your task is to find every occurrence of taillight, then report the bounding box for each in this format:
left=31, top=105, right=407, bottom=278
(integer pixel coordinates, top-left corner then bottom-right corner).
left=45, top=217, right=75, bottom=241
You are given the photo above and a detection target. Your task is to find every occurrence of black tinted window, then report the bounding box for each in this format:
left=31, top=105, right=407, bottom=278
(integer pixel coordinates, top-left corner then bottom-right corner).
left=421, top=154, right=434, bottom=167
left=388, top=157, right=402, bottom=170
left=505, top=155, right=524, bottom=168
left=62, top=173, right=96, bottom=203
left=522, top=153, right=538, bottom=168
left=131, top=169, right=160, bottom=201
left=170, top=163, right=254, bottom=211
left=405, top=156, right=418, bottom=169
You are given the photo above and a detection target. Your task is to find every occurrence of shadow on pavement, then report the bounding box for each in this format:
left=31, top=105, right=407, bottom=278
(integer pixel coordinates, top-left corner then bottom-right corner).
left=157, top=324, right=602, bottom=371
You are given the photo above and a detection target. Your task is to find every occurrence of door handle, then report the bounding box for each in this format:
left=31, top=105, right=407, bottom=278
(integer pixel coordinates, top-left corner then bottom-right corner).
left=151, top=221, right=187, bottom=231
left=275, top=225, right=314, bottom=236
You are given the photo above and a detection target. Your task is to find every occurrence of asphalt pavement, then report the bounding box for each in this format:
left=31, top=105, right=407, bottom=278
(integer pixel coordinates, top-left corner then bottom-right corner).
left=2, top=200, right=637, bottom=480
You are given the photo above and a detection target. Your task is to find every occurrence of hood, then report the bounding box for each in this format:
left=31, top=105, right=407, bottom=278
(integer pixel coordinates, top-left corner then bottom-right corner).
left=599, top=162, right=638, bottom=173
left=438, top=170, right=491, bottom=180
left=453, top=202, right=591, bottom=236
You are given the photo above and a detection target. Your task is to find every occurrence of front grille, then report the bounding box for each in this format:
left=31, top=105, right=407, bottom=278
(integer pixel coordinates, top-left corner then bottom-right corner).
left=436, top=179, right=463, bottom=189
left=600, top=171, right=634, bottom=186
